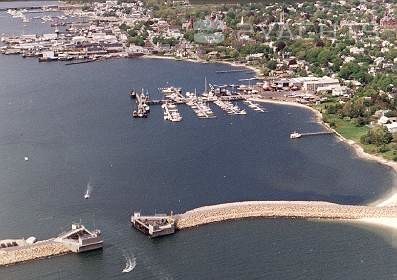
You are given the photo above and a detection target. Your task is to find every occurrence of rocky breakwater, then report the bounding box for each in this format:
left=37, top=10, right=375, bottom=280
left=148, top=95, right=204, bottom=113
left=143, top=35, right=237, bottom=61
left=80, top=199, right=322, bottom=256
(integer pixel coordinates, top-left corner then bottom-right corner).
left=0, top=240, right=71, bottom=266
left=174, top=201, right=397, bottom=229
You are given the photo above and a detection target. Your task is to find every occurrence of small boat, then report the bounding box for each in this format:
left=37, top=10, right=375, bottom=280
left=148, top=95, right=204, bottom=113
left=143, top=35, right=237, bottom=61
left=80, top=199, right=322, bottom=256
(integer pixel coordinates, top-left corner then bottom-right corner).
left=290, top=132, right=302, bottom=139
left=132, top=111, right=138, bottom=118
left=84, top=193, right=90, bottom=199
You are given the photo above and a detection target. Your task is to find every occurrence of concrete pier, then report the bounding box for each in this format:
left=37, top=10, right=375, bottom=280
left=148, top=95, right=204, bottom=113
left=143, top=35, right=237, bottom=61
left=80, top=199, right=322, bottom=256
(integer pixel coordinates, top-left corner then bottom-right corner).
left=174, top=201, right=397, bottom=229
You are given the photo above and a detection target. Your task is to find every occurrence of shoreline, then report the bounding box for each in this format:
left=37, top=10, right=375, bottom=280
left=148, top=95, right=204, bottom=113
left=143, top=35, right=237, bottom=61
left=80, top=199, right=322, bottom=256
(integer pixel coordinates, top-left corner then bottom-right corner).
left=142, top=55, right=261, bottom=75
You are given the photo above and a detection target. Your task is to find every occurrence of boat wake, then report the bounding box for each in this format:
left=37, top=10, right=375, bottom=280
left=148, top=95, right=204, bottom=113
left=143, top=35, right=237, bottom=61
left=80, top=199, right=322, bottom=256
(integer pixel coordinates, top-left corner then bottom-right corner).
left=122, top=252, right=136, bottom=273
left=83, top=181, right=93, bottom=199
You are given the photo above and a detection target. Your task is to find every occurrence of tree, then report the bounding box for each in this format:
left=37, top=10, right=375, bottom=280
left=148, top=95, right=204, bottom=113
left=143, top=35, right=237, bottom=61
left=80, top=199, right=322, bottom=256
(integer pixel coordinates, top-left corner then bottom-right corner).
left=275, top=40, right=286, bottom=52
left=339, top=62, right=372, bottom=85
left=360, top=126, right=393, bottom=147
left=266, top=60, right=277, bottom=70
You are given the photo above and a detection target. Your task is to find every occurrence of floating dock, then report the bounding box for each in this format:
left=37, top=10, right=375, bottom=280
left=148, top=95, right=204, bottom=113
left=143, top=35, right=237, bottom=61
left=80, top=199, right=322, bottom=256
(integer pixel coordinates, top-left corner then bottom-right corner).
left=131, top=212, right=175, bottom=238
left=0, top=224, right=102, bottom=267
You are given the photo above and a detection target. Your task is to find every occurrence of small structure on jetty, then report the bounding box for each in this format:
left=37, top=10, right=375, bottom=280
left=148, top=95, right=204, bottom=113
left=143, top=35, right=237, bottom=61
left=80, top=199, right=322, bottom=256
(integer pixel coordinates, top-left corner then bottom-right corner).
left=131, top=212, right=175, bottom=238
left=54, top=223, right=103, bottom=252
left=0, top=223, right=102, bottom=267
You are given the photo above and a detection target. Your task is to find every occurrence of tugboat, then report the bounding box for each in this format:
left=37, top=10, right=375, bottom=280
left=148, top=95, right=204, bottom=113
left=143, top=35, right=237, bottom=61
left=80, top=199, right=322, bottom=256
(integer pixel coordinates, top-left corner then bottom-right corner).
left=290, top=131, right=302, bottom=139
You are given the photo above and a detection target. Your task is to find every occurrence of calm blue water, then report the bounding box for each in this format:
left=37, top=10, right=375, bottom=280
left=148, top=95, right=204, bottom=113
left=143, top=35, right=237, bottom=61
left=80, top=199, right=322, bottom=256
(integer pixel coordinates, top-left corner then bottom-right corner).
left=1, top=2, right=397, bottom=279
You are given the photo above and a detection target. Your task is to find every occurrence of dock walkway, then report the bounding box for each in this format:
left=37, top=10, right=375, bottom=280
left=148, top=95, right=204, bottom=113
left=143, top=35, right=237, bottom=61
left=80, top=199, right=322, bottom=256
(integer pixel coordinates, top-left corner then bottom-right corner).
left=300, top=132, right=334, bottom=137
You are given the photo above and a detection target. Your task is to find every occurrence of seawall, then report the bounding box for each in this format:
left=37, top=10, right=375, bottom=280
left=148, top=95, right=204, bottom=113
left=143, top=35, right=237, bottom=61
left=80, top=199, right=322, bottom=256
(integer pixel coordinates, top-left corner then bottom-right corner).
left=175, top=201, right=397, bottom=229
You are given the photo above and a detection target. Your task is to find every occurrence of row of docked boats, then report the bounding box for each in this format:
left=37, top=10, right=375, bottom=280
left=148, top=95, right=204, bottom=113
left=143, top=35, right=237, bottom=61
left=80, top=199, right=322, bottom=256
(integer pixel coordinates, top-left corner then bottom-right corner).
left=161, top=102, right=182, bottom=122
left=214, top=99, right=247, bottom=115
left=186, top=99, right=216, bottom=119
left=244, top=100, right=266, bottom=113
left=131, top=90, right=150, bottom=118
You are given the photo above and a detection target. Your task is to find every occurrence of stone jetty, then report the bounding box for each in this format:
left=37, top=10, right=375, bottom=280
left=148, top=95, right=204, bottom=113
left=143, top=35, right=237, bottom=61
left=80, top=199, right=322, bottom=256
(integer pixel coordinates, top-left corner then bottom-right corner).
left=0, top=240, right=70, bottom=266
left=0, top=224, right=102, bottom=267
left=174, top=201, right=397, bottom=229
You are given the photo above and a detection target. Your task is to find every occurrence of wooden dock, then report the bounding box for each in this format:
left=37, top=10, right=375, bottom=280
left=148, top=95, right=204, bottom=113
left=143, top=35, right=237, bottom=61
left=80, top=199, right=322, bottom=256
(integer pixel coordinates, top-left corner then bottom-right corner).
left=300, top=131, right=334, bottom=137
left=216, top=69, right=252, bottom=74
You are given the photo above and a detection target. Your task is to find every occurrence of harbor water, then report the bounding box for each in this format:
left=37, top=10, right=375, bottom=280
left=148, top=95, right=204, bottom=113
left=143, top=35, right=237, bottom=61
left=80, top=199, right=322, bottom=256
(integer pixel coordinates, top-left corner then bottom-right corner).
left=1, top=3, right=397, bottom=279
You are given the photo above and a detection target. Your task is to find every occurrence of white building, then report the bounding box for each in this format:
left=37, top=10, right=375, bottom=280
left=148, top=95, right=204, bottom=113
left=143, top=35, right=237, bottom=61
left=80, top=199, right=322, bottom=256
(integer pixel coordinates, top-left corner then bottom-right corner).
left=289, top=76, right=340, bottom=92
left=386, top=122, right=397, bottom=133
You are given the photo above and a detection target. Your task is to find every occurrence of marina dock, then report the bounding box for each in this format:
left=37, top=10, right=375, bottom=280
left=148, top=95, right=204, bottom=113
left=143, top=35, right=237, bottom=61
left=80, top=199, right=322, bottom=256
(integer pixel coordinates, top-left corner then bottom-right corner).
left=130, top=84, right=263, bottom=122
left=0, top=224, right=102, bottom=267
left=131, top=90, right=150, bottom=118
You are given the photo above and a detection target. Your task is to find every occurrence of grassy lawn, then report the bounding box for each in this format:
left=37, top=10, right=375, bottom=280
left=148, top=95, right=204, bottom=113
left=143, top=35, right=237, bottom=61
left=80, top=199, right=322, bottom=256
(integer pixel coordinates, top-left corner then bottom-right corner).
left=313, top=104, right=368, bottom=142
left=331, top=116, right=369, bottom=142
left=313, top=103, right=397, bottom=162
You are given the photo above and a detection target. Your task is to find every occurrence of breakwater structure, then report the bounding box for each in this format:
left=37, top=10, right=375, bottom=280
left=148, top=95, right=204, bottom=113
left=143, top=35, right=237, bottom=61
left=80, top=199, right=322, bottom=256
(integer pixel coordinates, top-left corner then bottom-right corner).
left=0, top=223, right=102, bottom=267
left=131, top=201, right=397, bottom=236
